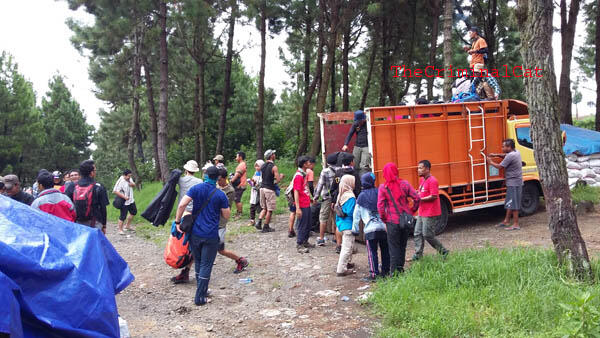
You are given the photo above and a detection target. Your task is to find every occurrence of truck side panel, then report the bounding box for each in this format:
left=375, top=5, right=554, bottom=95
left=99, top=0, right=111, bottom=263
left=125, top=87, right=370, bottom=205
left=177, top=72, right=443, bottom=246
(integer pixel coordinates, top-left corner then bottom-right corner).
left=368, top=101, right=508, bottom=206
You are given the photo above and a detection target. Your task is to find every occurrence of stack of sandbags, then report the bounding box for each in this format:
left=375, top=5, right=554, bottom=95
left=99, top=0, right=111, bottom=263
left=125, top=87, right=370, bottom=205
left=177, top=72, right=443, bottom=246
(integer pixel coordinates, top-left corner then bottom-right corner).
left=566, top=153, right=600, bottom=189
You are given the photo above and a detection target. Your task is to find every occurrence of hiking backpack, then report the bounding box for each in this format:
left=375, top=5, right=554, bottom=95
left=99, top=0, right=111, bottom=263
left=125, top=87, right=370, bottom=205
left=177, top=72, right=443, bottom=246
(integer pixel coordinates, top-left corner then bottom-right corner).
left=285, top=171, right=306, bottom=205
left=73, top=183, right=95, bottom=221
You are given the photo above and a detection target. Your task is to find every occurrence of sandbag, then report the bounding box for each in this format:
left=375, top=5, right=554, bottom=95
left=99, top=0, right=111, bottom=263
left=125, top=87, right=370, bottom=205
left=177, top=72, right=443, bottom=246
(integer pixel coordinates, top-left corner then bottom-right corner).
left=590, top=153, right=600, bottom=160
left=584, top=178, right=597, bottom=186
left=594, top=168, right=600, bottom=175
left=589, top=159, right=600, bottom=167
left=581, top=168, right=597, bottom=178
left=567, top=161, right=582, bottom=170
left=567, top=154, right=578, bottom=162
left=577, top=156, right=591, bottom=162
left=568, top=169, right=583, bottom=178
left=568, top=177, right=581, bottom=186
left=579, top=161, right=590, bottom=169
left=0, top=195, right=134, bottom=337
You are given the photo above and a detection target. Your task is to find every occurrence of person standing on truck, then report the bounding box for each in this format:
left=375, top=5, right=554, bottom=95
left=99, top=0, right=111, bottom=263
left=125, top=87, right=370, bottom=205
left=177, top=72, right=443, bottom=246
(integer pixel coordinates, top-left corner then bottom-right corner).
left=463, top=26, right=488, bottom=70
left=342, top=110, right=371, bottom=176
left=256, top=149, right=284, bottom=233
left=411, top=160, right=449, bottom=261
left=377, top=163, right=420, bottom=274
left=487, top=139, right=523, bottom=231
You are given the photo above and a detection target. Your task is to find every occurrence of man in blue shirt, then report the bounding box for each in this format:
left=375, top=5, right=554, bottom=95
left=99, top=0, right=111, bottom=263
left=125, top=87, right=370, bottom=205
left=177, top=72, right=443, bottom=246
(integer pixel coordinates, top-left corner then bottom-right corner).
left=175, top=166, right=230, bottom=306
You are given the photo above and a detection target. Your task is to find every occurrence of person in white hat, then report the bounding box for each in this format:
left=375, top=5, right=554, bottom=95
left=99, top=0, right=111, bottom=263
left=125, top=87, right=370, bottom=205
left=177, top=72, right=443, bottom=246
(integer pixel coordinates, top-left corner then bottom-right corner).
left=171, top=160, right=204, bottom=284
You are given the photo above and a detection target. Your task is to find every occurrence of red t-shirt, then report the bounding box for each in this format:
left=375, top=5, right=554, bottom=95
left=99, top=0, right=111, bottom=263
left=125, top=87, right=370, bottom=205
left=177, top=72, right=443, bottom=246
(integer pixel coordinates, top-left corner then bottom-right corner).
left=293, top=170, right=311, bottom=208
left=418, top=176, right=441, bottom=217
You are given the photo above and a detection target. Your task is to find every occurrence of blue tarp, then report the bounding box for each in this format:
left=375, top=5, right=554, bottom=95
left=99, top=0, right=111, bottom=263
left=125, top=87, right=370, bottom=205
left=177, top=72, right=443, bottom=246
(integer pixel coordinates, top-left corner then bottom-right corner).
left=561, top=124, right=600, bottom=155
left=0, top=195, right=134, bottom=337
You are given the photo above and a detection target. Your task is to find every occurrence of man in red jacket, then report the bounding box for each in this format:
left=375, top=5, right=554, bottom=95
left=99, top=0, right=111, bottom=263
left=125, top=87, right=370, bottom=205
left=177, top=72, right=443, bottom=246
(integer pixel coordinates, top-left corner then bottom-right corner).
left=31, top=171, right=76, bottom=222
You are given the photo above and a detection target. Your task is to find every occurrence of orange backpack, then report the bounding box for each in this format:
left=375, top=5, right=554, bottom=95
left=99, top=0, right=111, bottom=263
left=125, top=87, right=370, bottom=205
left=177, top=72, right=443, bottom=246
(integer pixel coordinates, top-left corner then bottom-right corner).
left=164, top=234, right=192, bottom=269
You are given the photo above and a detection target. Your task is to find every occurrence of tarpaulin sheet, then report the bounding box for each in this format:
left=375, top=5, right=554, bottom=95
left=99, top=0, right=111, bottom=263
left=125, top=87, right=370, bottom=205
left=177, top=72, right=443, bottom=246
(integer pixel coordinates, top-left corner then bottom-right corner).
left=0, top=195, right=134, bottom=337
left=561, top=124, right=600, bottom=155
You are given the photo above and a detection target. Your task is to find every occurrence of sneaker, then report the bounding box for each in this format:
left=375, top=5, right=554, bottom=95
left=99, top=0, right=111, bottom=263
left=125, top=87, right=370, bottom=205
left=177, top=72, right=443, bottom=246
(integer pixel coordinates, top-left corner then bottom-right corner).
left=316, top=238, right=326, bottom=246
left=296, top=244, right=309, bottom=253
left=302, top=241, right=316, bottom=248
left=234, top=257, right=249, bottom=274
left=335, top=246, right=341, bottom=254
left=255, top=220, right=262, bottom=230
left=170, top=268, right=190, bottom=284
left=261, top=225, right=275, bottom=233
left=441, top=249, right=450, bottom=259
left=361, top=276, right=377, bottom=283
left=288, top=230, right=296, bottom=238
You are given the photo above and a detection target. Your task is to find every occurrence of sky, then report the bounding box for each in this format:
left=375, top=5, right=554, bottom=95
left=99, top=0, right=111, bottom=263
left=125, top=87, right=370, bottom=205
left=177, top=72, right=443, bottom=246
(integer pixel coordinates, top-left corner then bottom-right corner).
left=0, top=0, right=595, bottom=130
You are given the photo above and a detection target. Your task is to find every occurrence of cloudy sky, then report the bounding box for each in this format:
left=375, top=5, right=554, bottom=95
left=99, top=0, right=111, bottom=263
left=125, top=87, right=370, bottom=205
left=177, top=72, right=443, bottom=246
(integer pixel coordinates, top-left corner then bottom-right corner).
left=0, top=0, right=595, bottom=130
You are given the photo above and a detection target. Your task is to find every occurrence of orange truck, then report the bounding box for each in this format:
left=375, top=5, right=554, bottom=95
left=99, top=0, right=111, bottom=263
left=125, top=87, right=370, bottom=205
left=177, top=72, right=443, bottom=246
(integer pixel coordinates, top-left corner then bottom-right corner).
left=319, top=99, right=542, bottom=234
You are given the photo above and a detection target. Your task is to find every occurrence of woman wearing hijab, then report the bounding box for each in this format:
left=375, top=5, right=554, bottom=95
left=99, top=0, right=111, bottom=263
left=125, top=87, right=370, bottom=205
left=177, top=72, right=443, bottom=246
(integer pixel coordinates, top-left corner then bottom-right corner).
left=377, top=163, right=420, bottom=274
left=335, top=175, right=358, bottom=277
left=354, top=172, right=390, bottom=282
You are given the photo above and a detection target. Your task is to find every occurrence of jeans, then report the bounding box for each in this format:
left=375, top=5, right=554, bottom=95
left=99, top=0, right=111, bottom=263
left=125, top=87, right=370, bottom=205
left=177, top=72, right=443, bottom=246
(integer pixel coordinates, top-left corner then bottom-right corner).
left=189, top=235, right=220, bottom=305
left=414, top=216, right=447, bottom=257
left=337, top=230, right=355, bottom=274
left=386, top=222, right=409, bottom=274
left=296, top=207, right=312, bottom=245
left=352, top=146, right=371, bottom=176
left=366, top=232, right=390, bottom=277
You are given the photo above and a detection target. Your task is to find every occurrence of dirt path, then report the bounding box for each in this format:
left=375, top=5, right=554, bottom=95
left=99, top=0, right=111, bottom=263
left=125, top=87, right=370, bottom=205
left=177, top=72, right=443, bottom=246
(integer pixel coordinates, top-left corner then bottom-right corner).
left=110, top=205, right=600, bottom=337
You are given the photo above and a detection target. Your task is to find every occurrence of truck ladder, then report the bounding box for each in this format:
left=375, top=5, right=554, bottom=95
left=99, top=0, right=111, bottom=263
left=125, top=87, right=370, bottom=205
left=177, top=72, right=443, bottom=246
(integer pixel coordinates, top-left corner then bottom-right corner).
left=467, top=105, right=489, bottom=204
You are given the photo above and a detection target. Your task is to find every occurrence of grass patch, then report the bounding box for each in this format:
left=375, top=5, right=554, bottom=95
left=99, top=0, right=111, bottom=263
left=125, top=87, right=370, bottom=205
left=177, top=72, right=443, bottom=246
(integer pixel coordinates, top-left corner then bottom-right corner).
left=370, top=247, right=600, bottom=337
left=225, top=224, right=257, bottom=242
left=106, top=158, right=321, bottom=243
left=571, top=185, right=600, bottom=205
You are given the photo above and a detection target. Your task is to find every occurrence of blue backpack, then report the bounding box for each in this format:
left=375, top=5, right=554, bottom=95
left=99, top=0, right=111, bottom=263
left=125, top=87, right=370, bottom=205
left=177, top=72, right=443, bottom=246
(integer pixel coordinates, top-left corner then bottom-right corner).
left=452, top=83, right=480, bottom=103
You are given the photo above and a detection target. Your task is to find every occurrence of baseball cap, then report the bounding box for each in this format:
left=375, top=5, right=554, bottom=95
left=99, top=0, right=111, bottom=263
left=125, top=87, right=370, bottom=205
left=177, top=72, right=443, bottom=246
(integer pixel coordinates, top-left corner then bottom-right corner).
left=3, top=174, right=19, bottom=190
left=205, top=165, right=219, bottom=179
left=183, top=160, right=200, bottom=172
left=52, top=170, right=62, bottom=179
left=213, top=154, right=225, bottom=162
left=264, top=149, right=276, bottom=160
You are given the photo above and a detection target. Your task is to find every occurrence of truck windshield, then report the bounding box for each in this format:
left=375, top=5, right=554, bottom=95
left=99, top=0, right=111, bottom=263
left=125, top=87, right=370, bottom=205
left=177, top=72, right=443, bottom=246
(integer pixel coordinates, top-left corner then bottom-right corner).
left=516, top=127, right=533, bottom=149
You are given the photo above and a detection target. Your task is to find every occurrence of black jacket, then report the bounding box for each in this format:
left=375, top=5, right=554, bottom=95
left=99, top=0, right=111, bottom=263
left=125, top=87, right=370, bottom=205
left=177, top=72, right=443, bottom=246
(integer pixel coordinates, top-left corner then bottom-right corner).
left=64, top=177, right=109, bottom=225
left=141, top=169, right=182, bottom=226
left=329, top=166, right=362, bottom=203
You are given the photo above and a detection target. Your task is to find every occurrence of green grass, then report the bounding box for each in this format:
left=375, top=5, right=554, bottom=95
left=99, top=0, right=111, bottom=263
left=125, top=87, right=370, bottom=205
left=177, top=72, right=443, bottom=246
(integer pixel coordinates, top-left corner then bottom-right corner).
left=369, top=247, right=600, bottom=337
left=571, top=185, right=600, bottom=205
left=107, top=158, right=322, bottom=242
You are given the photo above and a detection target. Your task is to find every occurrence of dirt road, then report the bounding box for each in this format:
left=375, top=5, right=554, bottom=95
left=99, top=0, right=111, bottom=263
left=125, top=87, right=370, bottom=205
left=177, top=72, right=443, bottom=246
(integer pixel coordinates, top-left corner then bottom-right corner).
left=110, top=204, right=600, bottom=337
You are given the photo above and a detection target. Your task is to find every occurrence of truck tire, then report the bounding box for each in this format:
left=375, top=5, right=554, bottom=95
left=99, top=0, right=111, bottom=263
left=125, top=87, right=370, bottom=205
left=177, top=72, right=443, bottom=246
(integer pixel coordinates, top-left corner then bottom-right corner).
left=433, top=199, right=449, bottom=235
left=520, top=182, right=540, bottom=216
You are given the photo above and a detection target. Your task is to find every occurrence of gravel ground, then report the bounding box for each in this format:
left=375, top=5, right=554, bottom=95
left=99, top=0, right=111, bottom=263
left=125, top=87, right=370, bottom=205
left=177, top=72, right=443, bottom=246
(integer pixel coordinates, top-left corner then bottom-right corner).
left=110, top=204, right=600, bottom=337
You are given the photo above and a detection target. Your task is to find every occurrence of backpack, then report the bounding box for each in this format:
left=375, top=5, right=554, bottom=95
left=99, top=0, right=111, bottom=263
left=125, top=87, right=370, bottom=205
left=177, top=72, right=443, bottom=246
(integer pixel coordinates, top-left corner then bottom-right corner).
left=73, top=183, right=95, bottom=221
left=285, top=171, right=306, bottom=206
left=452, top=83, right=480, bottom=103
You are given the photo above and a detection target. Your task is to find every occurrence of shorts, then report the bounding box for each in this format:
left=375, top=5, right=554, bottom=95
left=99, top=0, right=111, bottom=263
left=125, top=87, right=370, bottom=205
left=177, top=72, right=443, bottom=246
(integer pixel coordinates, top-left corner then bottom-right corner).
left=505, top=186, right=522, bottom=210
left=289, top=203, right=296, bottom=213
left=119, top=202, right=138, bottom=221
left=234, top=187, right=246, bottom=203
left=218, top=228, right=226, bottom=251
left=319, top=200, right=332, bottom=223
left=260, top=188, right=277, bottom=212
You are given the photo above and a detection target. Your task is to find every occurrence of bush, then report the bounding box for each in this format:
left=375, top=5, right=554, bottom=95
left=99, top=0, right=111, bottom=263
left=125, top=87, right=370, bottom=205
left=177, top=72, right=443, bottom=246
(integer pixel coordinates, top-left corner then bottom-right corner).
left=571, top=185, right=600, bottom=205
left=573, top=117, right=596, bottom=131
left=369, top=247, right=600, bottom=337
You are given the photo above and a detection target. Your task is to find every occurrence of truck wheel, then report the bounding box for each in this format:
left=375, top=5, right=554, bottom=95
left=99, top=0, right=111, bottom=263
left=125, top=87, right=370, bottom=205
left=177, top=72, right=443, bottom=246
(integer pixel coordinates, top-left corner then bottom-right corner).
left=433, top=199, right=449, bottom=235
left=520, top=182, right=540, bottom=216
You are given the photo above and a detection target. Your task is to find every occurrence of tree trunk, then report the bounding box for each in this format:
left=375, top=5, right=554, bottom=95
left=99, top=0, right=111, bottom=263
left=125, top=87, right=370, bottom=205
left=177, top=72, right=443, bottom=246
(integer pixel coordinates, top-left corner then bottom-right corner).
left=216, top=0, right=236, bottom=156
left=360, top=37, right=377, bottom=110
left=157, top=0, right=170, bottom=182
left=330, top=49, right=337, bottom=112
left=342, top=23, right=350, bottom=111
left=443, top=0, right=454, bottom=101
left=427, top=0, right=441, bottom=101
left=596, top=0, right=600, bottom=132
left=310, top=0, right=341, bottom=157
left=142, top=56, right=161, bottom=181
left=256, top=0, right=266, bottom=159
left=296, top=2, right=316, bottom=158
left=516, top=0, right=592, bottom=280
left=194, top=62, right=207, bottom=165
left=128, top=23, right=142, bottom=187
left=380, top=16, right=397, bottom=105
left=558, top=0, right=581, bottom=125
